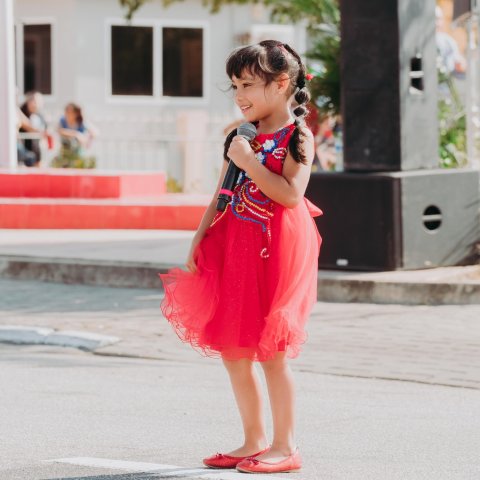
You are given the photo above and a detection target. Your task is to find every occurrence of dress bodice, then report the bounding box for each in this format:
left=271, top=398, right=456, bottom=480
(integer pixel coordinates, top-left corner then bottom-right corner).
left=209, top=123, right=297, bottom=259
left=238, top=123, right=295, bottom=184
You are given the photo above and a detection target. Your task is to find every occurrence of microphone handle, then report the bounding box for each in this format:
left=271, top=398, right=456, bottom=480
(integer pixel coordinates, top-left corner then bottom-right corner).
left=216, top=132, right=254, bottom=212
left=216, top=160, right=242, bottom=212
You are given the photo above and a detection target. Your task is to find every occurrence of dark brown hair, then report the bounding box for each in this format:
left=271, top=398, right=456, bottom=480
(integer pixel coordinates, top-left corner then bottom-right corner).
left=65, top=102, right=84, bottom=126
left=224, top=40, right=311, bottom=165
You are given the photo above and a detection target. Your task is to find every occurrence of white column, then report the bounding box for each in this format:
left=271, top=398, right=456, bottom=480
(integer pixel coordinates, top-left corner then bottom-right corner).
left=0, top=0, right=17, bottom=171
left=177, top=110, right=208, bottom=193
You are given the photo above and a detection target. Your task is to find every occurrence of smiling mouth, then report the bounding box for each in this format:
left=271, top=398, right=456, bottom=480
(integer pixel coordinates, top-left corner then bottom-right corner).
left=240, top=105, right=252, bottom=112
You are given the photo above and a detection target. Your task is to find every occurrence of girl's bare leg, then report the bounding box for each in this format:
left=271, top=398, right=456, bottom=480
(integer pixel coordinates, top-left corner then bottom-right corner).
left=257, top=351, right=297, bottom=461
left=221, top=356, right=269, bottom=456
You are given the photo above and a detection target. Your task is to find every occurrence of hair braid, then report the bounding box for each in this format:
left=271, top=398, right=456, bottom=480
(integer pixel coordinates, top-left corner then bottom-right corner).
left=282, top=43, right=310, bottom=123
left=282, top=44, right=311, bottom=165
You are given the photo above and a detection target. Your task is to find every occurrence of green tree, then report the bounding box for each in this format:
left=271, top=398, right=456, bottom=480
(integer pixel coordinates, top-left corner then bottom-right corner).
left=437, top=68, right=467, bottom=168
left=119, top=0, right=341, bottom=115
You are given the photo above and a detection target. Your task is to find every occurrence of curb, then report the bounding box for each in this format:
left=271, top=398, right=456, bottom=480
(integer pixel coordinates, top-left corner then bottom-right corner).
left=0, top=255, right=172, bottom=289
left=0, top=325, right=120, bottom=351
left=1, top=254, right=480, bottom=305
left=317, top=275, right=480, bottom=305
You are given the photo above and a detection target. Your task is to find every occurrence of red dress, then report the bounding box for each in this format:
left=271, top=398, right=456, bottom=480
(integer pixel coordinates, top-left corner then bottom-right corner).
left=159, top=123, right=322, bottom=362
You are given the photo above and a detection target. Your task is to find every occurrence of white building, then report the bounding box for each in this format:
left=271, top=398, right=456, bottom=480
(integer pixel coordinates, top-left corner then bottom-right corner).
left=12, top=0, right=305, bottom=191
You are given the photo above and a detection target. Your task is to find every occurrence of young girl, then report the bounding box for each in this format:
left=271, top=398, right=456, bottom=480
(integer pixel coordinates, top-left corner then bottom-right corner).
left=159, top=40, right=322, bottom=475
left=53, top=103, right=97, bottom=168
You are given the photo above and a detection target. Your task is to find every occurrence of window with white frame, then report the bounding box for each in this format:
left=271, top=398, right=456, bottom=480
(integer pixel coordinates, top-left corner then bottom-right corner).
left=111, top=25, right=153, bottom=96
left=23, top=24, right=52, bottom=94
left=163, top=27, right=203, bottom=97
left=110, top=24, right=204, bottom=98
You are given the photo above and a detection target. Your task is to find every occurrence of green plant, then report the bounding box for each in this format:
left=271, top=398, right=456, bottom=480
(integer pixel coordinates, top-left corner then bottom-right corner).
left=306, top=23, right=340, bottom=115
left=50, top=146, right=96, bottom=169
left=166, top=176, right=183, bottom=192
left=437, top=68, right=467, bottom=168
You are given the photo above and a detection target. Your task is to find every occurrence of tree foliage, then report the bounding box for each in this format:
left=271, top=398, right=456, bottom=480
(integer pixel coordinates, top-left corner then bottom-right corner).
left=437, top=68, right=467, bottom=168
left=119, top=0, right=150, bottom=20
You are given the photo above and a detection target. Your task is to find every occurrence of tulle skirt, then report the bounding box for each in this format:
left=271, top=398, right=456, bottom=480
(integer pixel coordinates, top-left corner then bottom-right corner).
left=159, top=197, right=322, bottom=362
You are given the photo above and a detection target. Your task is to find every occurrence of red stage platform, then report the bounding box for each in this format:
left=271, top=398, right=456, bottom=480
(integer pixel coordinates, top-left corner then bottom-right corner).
left=0, top=170, right=209, bottom=229
left=0, top=169, right=167, bottom=198
left=0, top=197, right=209, bottom=229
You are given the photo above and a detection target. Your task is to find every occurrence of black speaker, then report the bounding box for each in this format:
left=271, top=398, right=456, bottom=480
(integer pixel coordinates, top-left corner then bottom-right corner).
left=340, top=0, right=438, bottom=172
left=306, top=170, right=480, bottom=270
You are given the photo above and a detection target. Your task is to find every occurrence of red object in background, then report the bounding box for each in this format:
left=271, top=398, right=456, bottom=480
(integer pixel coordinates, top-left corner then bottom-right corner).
left=0, top=170, right=167, bottom=198
left=305, top=102, right=320, bottom=137
left=0, top=199, right=207, bottom=229
left=46, top=134, right=54, bottom=150
left=0, top=170, right=207, bottom=229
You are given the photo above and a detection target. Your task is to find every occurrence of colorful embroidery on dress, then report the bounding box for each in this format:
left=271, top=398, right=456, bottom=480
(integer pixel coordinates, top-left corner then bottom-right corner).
left=229, top=125, right=293, bottom=259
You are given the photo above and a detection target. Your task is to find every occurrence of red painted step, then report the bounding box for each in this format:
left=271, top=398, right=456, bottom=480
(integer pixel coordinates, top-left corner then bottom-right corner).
left=0, top=169, right=166, bottom=198
left=0, top=195, right=210, bottom=229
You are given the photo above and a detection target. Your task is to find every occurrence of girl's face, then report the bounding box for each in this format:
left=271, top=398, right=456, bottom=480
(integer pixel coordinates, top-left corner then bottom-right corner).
left=231, top=71, right=289, bottom=122
left=27, top=98, right=38, bottom=114
left=65, top=106, right=77, bottom=124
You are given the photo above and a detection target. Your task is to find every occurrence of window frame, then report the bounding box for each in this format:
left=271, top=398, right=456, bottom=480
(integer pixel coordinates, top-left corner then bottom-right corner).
left=105, top=18, right=209, bottom=106
left=16, top=17, right=56, bottom=102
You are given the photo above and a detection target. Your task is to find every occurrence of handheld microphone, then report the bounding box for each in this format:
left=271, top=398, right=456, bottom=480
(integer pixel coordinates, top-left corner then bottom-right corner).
left=216, top=122, right=257, bottom=212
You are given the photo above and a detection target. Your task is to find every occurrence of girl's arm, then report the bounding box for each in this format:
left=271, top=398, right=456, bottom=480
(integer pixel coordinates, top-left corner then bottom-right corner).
left=227, top=126, right=315, bottom=209
left=58, top=127, right=80, bottom=139
left=58, top=126, right=90, bottom=147
left=17, top=109, right=37, bottom=132
left=185, top=159, right=229, bottom=272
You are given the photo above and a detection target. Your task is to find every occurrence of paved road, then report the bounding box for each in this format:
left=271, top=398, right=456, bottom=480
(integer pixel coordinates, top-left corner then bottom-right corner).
left=1, top=344, right=479, bottom=480
left=1, top=279, right=479, bottom=389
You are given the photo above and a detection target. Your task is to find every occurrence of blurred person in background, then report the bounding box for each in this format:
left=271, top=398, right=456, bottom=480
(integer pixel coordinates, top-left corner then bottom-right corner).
left=436, top=5, right=466, bottom=78
left=315, top=114, right=337, bottom=172
left=19, top=91, right=49, bottom=166
left=53, top=103, right=97, bottom=168
left=16, top=107, right=38, bottom=167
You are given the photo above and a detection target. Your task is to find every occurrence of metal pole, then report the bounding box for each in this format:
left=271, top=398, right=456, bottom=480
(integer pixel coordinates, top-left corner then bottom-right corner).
left=0, top=0, right=17, bottom=171
left=465, top=8, right=480, bottom=169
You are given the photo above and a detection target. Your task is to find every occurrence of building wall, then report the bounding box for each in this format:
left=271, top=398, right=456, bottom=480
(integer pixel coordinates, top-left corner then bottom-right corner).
left=13, top=0, right=305, bottom=190
left=13, top=0, right=303, bottom=118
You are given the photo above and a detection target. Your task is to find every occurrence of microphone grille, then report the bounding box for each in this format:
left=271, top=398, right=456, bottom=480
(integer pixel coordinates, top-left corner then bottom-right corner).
left=237, top=122, right=257, bottom=142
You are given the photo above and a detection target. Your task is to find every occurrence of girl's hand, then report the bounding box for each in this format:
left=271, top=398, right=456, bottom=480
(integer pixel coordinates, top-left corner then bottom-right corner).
left=227, top=136, right=255, bottom=171
left=185, top=250, right=197, bottom=273
left=185, top=237, right=201, bottom=273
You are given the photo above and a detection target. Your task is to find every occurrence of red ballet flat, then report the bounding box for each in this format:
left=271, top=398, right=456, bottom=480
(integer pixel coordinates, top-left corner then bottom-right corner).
left=203, top=446, right=270, bottom=469
left=236, top=447, right=302, bottom=474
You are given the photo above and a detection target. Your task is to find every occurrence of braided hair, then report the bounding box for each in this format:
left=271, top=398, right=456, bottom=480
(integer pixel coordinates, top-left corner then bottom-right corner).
left=224, top=40, right=311, bottom=165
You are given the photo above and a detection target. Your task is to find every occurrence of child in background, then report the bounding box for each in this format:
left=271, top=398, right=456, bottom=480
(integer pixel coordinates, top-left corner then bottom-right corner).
left=53, top=103, right=97, bottom=168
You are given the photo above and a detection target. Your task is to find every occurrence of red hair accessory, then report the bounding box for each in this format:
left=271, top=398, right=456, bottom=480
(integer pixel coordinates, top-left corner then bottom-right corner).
left=305, top=73, right=314, bottom=81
